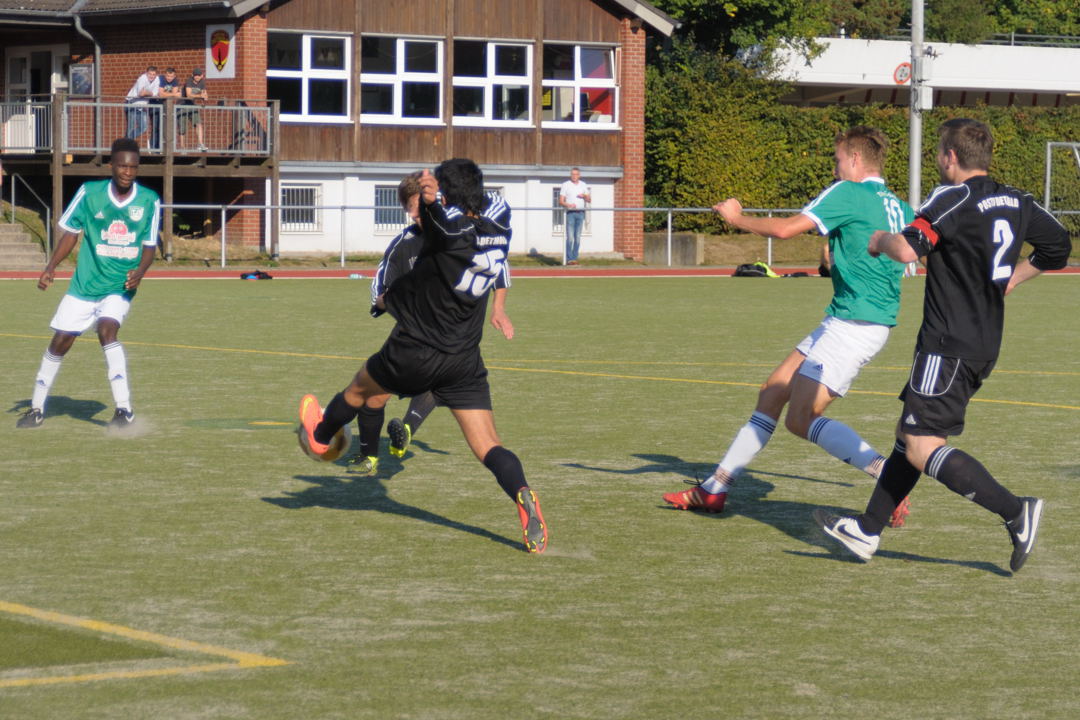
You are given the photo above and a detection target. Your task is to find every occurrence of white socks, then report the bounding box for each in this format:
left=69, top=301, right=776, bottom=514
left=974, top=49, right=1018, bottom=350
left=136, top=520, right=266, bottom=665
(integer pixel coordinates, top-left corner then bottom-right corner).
left=31, top=351, right=64, bottom=412
left=103, top=341, right=132, bottom=411
left=808, top=416, right=882, bottom=477
left=702, top=411, right=777, bottom=494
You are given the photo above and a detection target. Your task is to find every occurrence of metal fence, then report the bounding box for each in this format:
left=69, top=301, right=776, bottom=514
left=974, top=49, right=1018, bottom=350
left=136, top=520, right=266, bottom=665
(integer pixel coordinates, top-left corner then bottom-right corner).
left=162, top=203, right=809, bottom=268
left=14, top=198, right=1075, bottom=268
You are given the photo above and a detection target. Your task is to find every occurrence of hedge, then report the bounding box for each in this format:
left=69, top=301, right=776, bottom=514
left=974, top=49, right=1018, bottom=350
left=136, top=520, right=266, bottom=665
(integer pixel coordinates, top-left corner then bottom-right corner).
left=645, top=50, right=1080, bottom=242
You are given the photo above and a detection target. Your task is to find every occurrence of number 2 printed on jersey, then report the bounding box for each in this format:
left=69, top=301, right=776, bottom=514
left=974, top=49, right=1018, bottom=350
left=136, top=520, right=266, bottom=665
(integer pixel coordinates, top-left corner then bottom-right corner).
left=990, top=218, right=1015, bottom=282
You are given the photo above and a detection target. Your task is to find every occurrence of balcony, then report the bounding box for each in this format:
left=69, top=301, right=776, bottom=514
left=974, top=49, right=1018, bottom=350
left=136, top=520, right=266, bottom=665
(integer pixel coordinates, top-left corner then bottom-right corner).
left=1, top=94, right=276, bottom=158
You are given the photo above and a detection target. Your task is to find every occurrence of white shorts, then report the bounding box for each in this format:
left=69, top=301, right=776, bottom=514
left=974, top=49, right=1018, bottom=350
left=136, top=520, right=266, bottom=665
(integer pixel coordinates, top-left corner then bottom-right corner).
left=50, top=293, right=132, bottom=335
left=795, top=315, right=890, bottom=396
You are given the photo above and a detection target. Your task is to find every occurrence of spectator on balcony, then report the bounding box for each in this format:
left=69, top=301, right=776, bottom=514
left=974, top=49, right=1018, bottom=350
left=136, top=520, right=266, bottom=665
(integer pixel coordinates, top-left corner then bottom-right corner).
left=179, top=67, right=208, bottom=152
left=153, top=68, right=181, bottom=151
left=125, top=66, right=159, bottom=151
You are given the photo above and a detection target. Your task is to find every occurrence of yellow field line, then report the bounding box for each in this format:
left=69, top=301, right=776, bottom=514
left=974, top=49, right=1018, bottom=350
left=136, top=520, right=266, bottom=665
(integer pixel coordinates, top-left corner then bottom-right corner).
left=485, top=365, right=1080, bottom=411
left=3, top=332, right=1078, bottom=410
left=0, top=601, right=288, bottom=688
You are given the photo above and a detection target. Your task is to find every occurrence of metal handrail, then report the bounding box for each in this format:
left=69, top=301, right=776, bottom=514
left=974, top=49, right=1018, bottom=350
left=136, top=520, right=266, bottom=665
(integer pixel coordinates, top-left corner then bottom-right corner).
left=6, top=173, right=52, bottom=253
left=879, top=32, right=1080, bottom=47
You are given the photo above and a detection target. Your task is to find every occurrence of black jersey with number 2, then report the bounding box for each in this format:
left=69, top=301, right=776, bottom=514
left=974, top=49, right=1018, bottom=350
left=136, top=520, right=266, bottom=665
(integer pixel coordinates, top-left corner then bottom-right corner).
left=386, top=194, right=512, bottom=354
left=902, top=176, right=1070, bottom=362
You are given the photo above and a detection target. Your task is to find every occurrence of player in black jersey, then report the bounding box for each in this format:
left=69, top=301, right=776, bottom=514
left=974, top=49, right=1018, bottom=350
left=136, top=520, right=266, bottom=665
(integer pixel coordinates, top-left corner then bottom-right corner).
left=815, top=118, right=1071, bottom=572
left=352, top=172, right=514, bottom=474
left=298, top=158, right=547, bottom=554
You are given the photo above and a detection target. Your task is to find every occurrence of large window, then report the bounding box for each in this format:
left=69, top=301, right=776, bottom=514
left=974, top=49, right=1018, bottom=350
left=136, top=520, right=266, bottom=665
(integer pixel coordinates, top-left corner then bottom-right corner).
left=281, top=184, right=321, bottom=232
left=542, top=44, right=616, bottom=127
left=268, top=32, right=351, bottom=122
left=452, top=41, right=532, bottom=126
left=361, top=36, right=443, bottom=124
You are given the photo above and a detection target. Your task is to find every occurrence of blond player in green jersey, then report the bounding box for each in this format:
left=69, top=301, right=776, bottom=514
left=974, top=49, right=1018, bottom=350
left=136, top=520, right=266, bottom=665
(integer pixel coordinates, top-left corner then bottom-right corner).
left=663, top=126, right=915, bottom=524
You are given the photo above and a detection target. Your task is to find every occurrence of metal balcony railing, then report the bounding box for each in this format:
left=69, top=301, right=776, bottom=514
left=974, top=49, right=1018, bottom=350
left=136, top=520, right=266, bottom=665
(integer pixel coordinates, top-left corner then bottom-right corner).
left=1, top=95, right=274, bottom=157
left=0, top=99, right=52, bottom=152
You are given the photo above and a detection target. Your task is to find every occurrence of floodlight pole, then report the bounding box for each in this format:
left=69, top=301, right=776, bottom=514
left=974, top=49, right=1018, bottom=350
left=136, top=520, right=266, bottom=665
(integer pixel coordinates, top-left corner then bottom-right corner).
left=909, top=0, right=925, bottom=208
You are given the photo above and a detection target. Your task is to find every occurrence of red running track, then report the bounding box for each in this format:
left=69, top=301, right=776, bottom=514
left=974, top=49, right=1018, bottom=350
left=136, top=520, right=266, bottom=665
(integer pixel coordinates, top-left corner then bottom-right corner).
left=2, top=266, right=1078, bottom=280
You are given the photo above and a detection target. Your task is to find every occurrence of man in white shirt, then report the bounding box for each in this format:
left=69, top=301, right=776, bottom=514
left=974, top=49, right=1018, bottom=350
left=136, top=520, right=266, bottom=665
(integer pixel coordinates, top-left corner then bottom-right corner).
left=125, top=66, right=160, bottom=151
left=559, top=167, right=590, bottom=265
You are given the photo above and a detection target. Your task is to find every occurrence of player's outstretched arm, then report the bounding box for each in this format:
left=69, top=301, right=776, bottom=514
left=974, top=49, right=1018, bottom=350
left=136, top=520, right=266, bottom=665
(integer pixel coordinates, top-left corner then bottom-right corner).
left=714, top=198, right=815, bottom=240
left=125, top=244, right=156, bottom=290
left=490, top=287, right=514, bottom=340
left=38, top=231, right=80, bottom=290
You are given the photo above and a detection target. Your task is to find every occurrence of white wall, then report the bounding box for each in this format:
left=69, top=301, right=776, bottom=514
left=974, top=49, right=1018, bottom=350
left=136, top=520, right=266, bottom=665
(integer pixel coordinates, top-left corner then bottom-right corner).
left=278, top=172, right=616, bottom=257
left=775, top=37, right=1080, bottom=94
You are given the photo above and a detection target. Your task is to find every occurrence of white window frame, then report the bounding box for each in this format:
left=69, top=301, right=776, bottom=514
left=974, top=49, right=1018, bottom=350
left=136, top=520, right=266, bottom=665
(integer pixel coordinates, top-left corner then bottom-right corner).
left=541, top=44, right=618, bottom=129
left=360, top=35, right=444, bottom=126
left=281, top=184, right=322, bottom=233
left=267, top=32, right=352, bottom=124
left=452, top=40, right=533, bottom=128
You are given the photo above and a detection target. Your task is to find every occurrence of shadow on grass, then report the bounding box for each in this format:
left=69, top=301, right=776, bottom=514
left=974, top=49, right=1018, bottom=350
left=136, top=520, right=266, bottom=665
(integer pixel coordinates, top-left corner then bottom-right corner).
left=525, top=252, right=561, bottom=266
left=403, top=438, right=451, bottom=457
left=262, top=461, right=522, bottom=552
left=785, top=548, right=1011, bottom=576
left=561, top=452, right=1015, bottom=575
left=566, top=453, right=858, bottom=547
left=9, top=396, right=108, bottom=426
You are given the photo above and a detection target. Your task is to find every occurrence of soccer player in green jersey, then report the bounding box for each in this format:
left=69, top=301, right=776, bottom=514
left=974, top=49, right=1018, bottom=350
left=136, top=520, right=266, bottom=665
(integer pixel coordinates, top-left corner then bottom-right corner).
left=663, top=126, right=915, bottom=523
left=16, top=137, right=160, bottom=430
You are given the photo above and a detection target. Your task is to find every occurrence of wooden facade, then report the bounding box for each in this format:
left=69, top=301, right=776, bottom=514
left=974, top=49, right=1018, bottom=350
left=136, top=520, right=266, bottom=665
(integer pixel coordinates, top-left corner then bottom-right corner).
left=268, top=0, right=631, bottom=169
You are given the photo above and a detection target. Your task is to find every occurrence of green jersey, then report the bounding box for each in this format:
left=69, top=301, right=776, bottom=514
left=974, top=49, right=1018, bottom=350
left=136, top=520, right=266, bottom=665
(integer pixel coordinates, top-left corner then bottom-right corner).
left=58, top=179, right=160, bottom=301
left=801, top=178, right=913, bottom=326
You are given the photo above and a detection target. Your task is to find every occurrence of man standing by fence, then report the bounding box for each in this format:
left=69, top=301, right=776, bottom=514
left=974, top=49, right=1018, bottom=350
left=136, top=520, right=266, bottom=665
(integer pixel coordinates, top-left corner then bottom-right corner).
left=559, top=167, right=590, bottom=265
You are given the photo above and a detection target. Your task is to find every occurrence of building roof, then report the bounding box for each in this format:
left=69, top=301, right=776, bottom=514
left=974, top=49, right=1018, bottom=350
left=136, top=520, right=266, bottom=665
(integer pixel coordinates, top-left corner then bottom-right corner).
left=1, top=0, right=677, bottom=33
left=609, top=0, right=678, bottom=37
left=0, top=0, right=264, bottom=19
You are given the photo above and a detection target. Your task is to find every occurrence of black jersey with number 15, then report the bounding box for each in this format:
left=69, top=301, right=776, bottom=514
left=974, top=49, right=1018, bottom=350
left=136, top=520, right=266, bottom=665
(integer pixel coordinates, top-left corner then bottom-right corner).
left=902, top=176, right=1070, bottom=362
left=386, top=194, right=512, bottom=354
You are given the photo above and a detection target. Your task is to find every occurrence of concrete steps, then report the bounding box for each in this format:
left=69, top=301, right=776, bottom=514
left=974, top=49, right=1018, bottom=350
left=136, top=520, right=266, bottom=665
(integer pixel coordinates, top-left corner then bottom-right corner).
left=0, top=223, right=46, bottom=270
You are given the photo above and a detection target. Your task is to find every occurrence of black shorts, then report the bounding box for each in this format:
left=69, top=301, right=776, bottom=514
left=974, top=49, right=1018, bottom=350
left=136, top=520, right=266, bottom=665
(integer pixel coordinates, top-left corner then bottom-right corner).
left=898, top=351, right=995, bottom=437
left=365, top=328, right=491, bottom=410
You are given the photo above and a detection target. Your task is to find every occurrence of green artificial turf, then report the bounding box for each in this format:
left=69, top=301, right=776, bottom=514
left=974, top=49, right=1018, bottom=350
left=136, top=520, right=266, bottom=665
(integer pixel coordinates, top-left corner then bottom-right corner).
left=1, top=275, right=1077, bottom=718
left=0, top=617, right=171, bottom=670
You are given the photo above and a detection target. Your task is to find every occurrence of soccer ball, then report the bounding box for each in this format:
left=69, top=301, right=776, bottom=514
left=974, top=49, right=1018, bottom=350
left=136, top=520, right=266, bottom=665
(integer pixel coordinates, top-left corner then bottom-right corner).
left=297, top=422, right=352, bottom=462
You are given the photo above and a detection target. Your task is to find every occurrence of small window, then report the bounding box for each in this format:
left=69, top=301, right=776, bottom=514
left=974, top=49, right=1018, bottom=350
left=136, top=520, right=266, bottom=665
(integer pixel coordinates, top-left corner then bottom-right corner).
left=551, top=187, right=564, bottom=233
left=375, top=185, right=409, bottom=232
left=361, top=36, right=443, bottom=124
left=282, top=185, right=320, bottom=232
left=268, top=32, right=351, bottom=122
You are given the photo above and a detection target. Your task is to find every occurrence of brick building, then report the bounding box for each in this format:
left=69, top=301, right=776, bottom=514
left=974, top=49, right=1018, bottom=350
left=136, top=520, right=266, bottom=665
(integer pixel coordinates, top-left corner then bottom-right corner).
left=0, top=0, right=676, bottom=260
